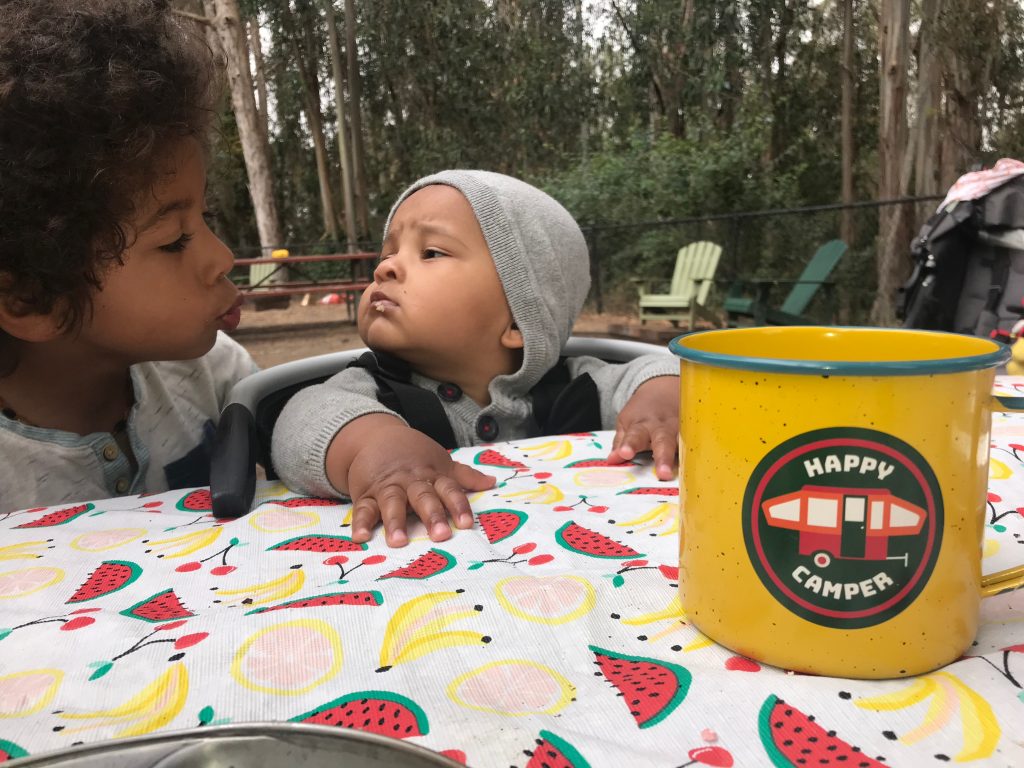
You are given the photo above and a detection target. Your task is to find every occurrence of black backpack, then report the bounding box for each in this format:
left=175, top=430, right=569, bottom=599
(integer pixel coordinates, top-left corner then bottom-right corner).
left=899, top=175, right=1024, bottom=340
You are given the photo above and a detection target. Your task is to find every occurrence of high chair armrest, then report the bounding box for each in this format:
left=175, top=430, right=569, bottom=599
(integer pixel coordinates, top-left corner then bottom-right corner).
left=210, top=402, right=258, bottom=518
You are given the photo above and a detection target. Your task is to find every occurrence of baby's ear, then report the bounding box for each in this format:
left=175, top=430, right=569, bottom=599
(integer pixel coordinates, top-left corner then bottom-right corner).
left=500, top=320, right=524, bottom=350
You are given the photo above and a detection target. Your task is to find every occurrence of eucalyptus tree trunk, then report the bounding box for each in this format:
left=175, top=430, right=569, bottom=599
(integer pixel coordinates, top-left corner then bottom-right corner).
left=281, top=8, right=340, bottom=243
left=324, top=0, right=358, bottom=252
left=871, top=0, right=912, bottom=326
left=294, top=44, right=340, bottom=243
left=840, top=0, right=855, bottom=248
left=344, top=0, right=370, bottom=239
left=204, top=0, right=283, bottom=259
left=939, top=0, right=994, bottom=188
left=913, top=0, right=943, bottom=222
left=248, top=18, right=269, bottom=145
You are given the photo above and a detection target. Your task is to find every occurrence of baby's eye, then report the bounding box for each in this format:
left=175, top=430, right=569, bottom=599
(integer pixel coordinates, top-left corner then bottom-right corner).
left=202, top=208, right=220, bottom=225
left=160, top=232, right=194, bottom=254
left=423, top=249, right=445, bottom=259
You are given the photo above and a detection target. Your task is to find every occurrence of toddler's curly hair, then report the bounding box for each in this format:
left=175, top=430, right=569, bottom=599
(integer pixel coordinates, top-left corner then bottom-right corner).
left=0, top=0, right=219, bottom=367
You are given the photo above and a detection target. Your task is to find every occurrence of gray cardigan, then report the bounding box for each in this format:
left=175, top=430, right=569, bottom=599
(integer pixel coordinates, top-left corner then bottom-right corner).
left=272, top=353, right=678, bottom=497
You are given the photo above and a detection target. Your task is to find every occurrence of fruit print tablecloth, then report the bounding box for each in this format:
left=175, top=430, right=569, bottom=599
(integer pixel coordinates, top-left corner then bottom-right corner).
left=1, top=423, right=1023, bottom=767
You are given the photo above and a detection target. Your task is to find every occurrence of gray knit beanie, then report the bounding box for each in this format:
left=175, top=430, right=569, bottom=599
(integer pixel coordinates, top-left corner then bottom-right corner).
left=383, top=170, right=591, bottom=393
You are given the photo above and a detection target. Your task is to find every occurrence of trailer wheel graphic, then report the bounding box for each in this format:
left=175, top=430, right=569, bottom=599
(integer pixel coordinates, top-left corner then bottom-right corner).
left=812, top=552, right=831, bottom=568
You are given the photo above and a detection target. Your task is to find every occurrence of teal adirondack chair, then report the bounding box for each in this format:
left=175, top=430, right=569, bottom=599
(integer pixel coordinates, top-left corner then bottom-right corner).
left=723, top=239, right=848, bottom=326
left=633, top=241, right=723, bottom=328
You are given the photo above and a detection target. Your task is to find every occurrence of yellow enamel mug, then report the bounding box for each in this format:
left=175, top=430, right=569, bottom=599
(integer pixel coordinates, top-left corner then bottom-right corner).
left=670, top=326, right=1024, bottom=679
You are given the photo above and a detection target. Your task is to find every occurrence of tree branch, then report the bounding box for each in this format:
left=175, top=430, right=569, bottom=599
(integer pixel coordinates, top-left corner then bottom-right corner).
left=173, top=9, right=212, bottom=26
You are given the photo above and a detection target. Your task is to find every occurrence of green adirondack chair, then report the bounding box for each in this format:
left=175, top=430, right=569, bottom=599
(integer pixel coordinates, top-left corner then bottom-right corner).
left=723, top=239, right=848, bottom=326
left=633, top=240, right=723, bottom=328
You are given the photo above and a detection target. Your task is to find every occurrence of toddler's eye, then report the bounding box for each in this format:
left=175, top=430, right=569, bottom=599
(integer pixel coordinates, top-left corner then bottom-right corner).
left=202, top=208, right=220, bottom=224
left=160, top=232, right=194, bottom=253
left=423, top=249, right=445, bottom=259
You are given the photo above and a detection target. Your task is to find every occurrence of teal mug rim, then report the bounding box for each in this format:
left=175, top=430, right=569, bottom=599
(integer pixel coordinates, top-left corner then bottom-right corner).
left=669, top=327, right=1011, bottom=376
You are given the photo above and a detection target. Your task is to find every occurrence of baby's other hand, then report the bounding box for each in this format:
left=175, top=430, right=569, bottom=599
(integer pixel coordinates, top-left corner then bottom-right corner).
left=343, top=423, right=495, bottom=547
left=606, top=375, right=679, bottom=481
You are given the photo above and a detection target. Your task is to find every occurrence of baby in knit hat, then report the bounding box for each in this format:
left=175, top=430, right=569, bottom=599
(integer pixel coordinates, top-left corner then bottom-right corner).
left=272, top=171, right=680, bottom=547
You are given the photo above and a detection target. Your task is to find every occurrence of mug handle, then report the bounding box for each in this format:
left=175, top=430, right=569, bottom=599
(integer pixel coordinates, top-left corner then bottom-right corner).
left=982, top=393, right=1024, bottom=597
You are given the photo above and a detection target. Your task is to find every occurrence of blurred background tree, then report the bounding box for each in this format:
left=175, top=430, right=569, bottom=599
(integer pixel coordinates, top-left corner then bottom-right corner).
left=174, top=0, right=1024, bottom=323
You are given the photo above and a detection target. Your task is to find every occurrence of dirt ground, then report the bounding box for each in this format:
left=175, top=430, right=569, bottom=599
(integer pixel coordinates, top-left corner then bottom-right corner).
left=230, top=298, right=666, bottom=368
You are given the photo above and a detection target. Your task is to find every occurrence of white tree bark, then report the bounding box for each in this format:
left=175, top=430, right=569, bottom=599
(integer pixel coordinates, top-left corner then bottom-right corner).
left=204, top=0, right=283, bottom=258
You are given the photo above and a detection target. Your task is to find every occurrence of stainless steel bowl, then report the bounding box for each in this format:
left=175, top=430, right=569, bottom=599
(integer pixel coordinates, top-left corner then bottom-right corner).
left=7, top=723, right=464, bottom=767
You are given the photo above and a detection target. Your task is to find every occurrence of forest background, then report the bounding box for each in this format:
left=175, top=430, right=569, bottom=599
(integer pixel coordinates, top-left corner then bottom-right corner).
left=181, top=0, right=1024, bottom=326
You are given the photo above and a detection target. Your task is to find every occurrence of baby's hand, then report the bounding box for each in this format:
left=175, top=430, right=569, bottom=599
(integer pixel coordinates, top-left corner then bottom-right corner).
left=340, top=420, right=495, bottom=547
left=606, top=375, right=679, bottom=481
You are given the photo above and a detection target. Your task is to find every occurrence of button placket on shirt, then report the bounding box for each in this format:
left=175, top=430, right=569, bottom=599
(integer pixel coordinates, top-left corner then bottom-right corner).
left=101, top=439, right=131, bottom=495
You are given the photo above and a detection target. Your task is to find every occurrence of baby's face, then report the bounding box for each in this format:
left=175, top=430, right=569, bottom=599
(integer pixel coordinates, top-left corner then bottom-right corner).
left=358, top=185, right=519, bottom=377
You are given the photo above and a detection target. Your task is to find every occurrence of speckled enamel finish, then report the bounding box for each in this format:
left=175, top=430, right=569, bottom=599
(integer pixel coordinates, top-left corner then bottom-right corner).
left=672, top=327, right=1010, bottom=678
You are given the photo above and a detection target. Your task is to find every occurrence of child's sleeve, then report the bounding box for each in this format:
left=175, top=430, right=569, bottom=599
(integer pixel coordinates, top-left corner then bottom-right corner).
left=270, top=367, right=407, bottom=497
left=567, top=354, right=679, bottom=430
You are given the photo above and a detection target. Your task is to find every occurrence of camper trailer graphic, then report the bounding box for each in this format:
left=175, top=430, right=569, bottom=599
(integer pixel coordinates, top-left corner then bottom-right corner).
left=742, top=426, right=943, bottom=629
left=761, top=485, right=926, bottom=569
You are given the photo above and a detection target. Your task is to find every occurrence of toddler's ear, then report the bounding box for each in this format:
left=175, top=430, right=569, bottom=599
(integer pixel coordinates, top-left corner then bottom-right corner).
left=500, top=320, right=524, bottom=350
left=0, top=297, right=64, bottom=343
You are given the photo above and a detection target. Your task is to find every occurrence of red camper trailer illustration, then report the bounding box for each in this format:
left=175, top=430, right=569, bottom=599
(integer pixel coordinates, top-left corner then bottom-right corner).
left=761, top=485, right=926, bottom=568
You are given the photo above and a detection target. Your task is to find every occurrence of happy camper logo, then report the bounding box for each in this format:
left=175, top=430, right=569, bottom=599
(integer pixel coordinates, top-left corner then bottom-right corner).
left=742, top=427, right=943, bottom=629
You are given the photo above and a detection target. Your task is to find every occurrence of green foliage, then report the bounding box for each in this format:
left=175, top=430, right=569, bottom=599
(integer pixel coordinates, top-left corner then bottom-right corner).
left=202, top=0, right=1024, bottom=323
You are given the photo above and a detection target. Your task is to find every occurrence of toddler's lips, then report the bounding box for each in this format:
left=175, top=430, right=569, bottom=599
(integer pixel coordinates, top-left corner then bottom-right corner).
left=218, top=295, right=244, bottom=332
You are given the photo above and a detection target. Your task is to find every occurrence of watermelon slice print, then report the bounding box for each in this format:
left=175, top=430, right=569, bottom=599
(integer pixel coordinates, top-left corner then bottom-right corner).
left=14, top=503, right=94, bottom=528
left=473, top=449, right=527, bottom=470
left=758, top=695, right=885, bottom=767
left=267, top=535, right=367, bottom=553
left=555, top=522, right=642, bottom=559
left=293, top=690, right=428, bottom=738
left=246, top=591, right=383, bottom=614
left=120, top=588, right=194, bottom=623
left=565, top=458, right=633, bottom=468
left=477, top=509, right=526, bottom=543
left=379, top=549, right=456, bottom=580
left=176, top=490, right=211, bottom=512
left=0, top=738, right=28, bottom=761
left=261, top=497, right=340, bottom=508
left=66, top=560, right=142, bottom=603
left=590, top=645, right=691, bottom=728
left=617, top=487, right=679, bottom=497
left=524, top=730, right=591, bottom=768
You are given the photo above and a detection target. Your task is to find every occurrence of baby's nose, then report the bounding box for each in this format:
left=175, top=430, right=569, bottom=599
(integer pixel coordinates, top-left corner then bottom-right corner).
left=374, top=256, right=400, bottom=282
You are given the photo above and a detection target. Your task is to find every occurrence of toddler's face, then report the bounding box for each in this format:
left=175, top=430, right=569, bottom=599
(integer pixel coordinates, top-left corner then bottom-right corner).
left=82, top=138, right=240, bottom=363
left=358, top=185, right=517, bottom=374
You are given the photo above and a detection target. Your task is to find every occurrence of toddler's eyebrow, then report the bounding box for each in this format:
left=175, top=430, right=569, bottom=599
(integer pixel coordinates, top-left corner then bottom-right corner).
left=138, top=197, right=195, bottom=231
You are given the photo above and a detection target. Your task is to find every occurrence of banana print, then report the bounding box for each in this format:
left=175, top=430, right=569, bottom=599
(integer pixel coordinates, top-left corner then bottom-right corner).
left=144, top=528, right=222, bottom=559
left=380, top=592, right=486, bottom=670
left=0, top=541, right=50, bottom=562
left=520, top=440, right=573, bottom=461
left=213, top=568, right=305, bottom=606
left=499, top=485, right=565, bottom=504
left=59, top=663, right=188, bottom=738
left=613, top=501, right=678, bottom=537
left=856, top=672, right=1001, bottom=761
